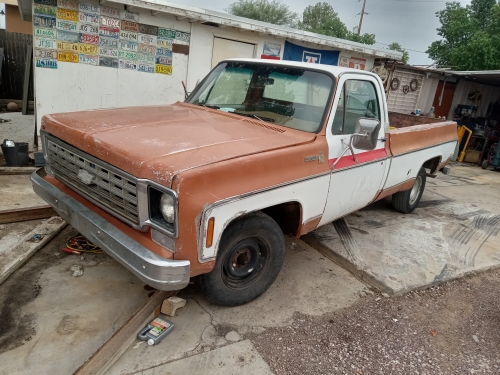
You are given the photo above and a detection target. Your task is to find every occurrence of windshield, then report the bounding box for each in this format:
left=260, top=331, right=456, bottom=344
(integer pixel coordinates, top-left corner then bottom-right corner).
left=186, top=62, right=334, bottom=133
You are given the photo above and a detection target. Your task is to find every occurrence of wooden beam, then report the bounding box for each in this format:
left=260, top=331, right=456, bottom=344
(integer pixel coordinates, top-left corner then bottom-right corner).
left=22, top=43, right=32, bottom=115
left=0, top=166, right=38, bottom=175
left=151, top=10, right=160, bottom=16
left=74, top=290, right=176, bottom=375
left=0, top=205, right=58, bottom=224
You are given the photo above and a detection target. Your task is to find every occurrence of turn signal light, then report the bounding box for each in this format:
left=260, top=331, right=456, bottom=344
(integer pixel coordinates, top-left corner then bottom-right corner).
left=206, top=217, right=215, bottom=248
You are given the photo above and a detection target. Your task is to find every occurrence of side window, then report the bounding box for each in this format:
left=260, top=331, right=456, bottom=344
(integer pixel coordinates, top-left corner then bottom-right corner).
left=332, top=79, right=380, bottom=135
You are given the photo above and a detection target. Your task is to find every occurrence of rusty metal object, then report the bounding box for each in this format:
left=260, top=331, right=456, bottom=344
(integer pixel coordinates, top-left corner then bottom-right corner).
left=402, top=85, right=410, bottom=94
left=390, top=78, right=400, bottom=91
left=409, top=78, right=419, bottom=91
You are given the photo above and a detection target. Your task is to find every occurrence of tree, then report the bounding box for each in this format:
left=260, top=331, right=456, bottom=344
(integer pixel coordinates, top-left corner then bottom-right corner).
left=427, top=0, right=500, bottom=70
left=226, top=0, right=298, bottom=27
left=388, top=42, right=409, bottom=64
left=298, top=2, right=375, bottom=45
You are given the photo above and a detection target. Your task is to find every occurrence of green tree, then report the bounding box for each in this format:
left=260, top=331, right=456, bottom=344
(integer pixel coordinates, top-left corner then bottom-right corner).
left=298, top=2, right=375, bottom=45
left=388, top=42, right=409, bottom=64
left=226, top=0, right=298, bottom=27
left=427, top=0, right=500, bottom=70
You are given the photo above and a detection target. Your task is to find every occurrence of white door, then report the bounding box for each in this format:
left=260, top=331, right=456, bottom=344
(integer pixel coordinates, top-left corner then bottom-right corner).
left=319, top=73, right=390, bottom=225
left=211, top=37, right=256, bottom=68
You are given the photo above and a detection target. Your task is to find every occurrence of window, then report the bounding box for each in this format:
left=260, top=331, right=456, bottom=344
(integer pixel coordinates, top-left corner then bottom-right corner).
left=332, top=80, right=380, bottom=135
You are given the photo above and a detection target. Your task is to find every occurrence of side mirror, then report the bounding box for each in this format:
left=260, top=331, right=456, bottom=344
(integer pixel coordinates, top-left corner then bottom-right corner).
left=351, top=118, right=381, bottom=150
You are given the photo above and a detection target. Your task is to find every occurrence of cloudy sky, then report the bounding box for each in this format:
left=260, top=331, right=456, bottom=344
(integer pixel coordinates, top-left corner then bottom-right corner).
left=182, top=0, right=473, bottom=65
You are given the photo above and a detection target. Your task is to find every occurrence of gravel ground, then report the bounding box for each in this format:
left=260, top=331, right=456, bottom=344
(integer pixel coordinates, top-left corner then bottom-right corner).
left=252, top=271, right=500, bottom=375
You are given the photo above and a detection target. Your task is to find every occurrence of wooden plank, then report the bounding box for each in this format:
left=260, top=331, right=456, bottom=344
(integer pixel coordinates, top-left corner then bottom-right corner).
left=22, top=43, right=32, bottom=115
left=0, top=205, right=58, bottom=224
left=0, top=166, right=38, bottom=175
left=74, top=290, right=176, bottom=375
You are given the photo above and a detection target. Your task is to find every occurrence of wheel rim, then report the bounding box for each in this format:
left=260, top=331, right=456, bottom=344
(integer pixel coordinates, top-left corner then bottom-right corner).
left=221, top=238, right=269, bottom=290
left=409, top=175, right=422, bottom=205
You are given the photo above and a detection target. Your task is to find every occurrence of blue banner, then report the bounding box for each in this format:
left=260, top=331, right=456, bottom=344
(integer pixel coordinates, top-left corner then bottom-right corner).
left=283, top=41, right=339, bottom=66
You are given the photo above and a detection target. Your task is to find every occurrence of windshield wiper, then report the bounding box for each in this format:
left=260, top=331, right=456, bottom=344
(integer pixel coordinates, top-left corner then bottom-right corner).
left=234, top=112, right=275, bottom=123
left=198, top=103, right=220, bottom=109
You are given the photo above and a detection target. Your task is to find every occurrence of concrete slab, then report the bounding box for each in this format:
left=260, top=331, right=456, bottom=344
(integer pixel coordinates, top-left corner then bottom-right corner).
left=0, top=113, right=35, bottom=153
left=0, top=175, right=47, bottom=210
left=304, top=164, right=500, bottom=295
left=139, top=340, right=273, bottom=375
left=0, top=226, right=150, bottom=375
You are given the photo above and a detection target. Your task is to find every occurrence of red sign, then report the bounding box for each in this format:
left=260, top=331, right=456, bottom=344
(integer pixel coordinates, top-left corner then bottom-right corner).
left=261, top=54, right=280, bottom=60
left=349, top=57, right=366, bottom=70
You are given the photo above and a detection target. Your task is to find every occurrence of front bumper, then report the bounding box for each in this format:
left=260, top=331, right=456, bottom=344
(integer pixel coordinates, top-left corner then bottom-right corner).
left=31, top=169, right=190, bottom=291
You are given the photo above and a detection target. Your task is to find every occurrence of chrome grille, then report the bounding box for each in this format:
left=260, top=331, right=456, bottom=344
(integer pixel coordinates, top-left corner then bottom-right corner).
left=45, top=133, right=139, bottom=225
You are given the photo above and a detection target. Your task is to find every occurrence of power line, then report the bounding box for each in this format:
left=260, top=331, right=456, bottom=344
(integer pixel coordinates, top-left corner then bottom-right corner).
left=375, top=42, right=429, bottom=54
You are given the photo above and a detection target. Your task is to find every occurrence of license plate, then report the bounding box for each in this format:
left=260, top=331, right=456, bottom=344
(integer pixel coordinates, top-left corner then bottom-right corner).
left=57, top=51, right=79, bottom=63
left=119, top=30, right=137, bottom=42
left=35, top=48, right=58, bottom=59
left=139, top=24, right=158, bottom=36
left=155, top=56, right=172, bottom=66
left=99, top=57, right=118, bottom=68
left=34, top=0, right=57, bottom=6
left=79, top=54, right=99, bottom=66
left=119, top=59, right=137, bottom=70
left=156, top=47, right=172, bottom=57
left=138, top=63, right=154, bottom=73
left=35, top=38, right=56, bottom=49
left=119, top=40, right=137, bottom=52
left=138, top=44, right=156, bottom=55
left=33, top=15, right=56, bottom=28
left=175, top=31, right=190, bottom=43
left=34, top=4, right=56, bottom=17
left=101, top=5, right=121, bottom=18
left=156, top=38, right=173, bottom=48
left=56, top=20, right=77, bottom=32
left=57, top=8, right=78, bottom=22
left=78, top=23, right=98, bottom=34
left=57, top=41, right=78, bottom=52
left=118, top=50, right=137, bottom=60
left=78, top=2, right=99, bottom=14
left=36, top=57, right=58, bottom=68
left=137, top=52, right=155, bottom=64
left=155, top=64, right=172, bottom=75
left=79, top=43, right=98, bottom=54
left=158, top=28, right=176, bottom=39
left=57, top=0, right=78, bottom=10
left=99, top=47, right=118, bottom=58
left=99, top=26, right=119, bottom=39
left=138, top=34, right=157, bottom=45
left=100, top=36, right=119, bottom=48
left=79, top=12, right=99, bottom=24
left=79, top=33, right=100, bottom=45
left=34, top=27, right=56, bottom=39
left=100, top=16, right=121, bottom=28
left=121, top=20, right=140, bottom=32
left=57, top=29, right=79, bottom=42
left=122, top=10, right=140, bottom=22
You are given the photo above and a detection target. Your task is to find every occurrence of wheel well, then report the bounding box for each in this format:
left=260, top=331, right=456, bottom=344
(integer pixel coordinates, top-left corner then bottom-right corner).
left=422, top=156, right=441, bottom=174
left=260, top=202, right=302, bottom=237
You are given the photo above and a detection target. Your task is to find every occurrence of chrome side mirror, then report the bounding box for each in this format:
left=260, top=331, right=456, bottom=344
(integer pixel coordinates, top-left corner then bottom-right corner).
left=352, top=118, right=381, bottom=150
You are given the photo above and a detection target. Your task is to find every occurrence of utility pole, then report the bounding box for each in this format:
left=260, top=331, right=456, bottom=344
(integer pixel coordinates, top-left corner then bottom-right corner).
left=357, top=0, right=367, bottom=35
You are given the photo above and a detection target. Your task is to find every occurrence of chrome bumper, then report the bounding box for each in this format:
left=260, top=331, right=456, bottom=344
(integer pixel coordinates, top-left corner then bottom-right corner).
left=31, top=169, right=190, bottom=291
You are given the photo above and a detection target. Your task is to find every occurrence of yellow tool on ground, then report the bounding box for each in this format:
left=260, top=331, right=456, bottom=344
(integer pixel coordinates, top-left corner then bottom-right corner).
left=457, top=125, right=473, bottom=162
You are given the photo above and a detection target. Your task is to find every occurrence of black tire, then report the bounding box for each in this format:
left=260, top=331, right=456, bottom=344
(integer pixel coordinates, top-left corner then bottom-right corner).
left=392, top=167, right=426, bottom=214
left=482, top=160, right=489, bottom=170
left=199, top=212, right=286, bottom=306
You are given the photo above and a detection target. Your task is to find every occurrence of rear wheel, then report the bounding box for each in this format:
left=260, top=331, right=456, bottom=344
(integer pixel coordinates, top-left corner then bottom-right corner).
left=199, top=212, right=285, bottom=306
left=392, top=167, right=426, bottom=214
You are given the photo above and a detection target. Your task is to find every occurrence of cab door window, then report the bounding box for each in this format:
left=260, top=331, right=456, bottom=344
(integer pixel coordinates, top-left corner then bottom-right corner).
left=332, top=79, right=380, bottom=135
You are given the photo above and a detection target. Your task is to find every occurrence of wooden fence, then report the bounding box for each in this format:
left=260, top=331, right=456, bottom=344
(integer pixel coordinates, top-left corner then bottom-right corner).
left=0, top=30, right=34, bottom=101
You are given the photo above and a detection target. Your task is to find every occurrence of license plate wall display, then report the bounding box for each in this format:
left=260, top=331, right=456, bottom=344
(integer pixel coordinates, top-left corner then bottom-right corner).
left=33, top=1, right=191, bottom=74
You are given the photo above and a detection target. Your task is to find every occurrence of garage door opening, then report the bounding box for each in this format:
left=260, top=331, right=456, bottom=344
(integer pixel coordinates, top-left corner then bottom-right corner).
left=211, top=37, right=256, bottom=68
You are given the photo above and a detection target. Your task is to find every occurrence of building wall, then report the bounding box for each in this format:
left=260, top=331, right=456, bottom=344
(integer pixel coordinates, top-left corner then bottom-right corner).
left=448, top=79, right=500, bottom=119
left=417, top=74, right=440, bottom=115
left=6, top=5, right=32, bottom=34
left=34, top=0, right=191, bottom=127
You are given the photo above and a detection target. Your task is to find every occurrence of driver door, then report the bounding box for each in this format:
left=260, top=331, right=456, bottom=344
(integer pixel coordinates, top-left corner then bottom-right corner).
left=319, top=73, right=390, bottom=226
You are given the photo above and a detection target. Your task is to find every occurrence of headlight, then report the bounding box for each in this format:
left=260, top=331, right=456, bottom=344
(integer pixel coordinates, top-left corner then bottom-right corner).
left=160, top=193, right=175, bottom=224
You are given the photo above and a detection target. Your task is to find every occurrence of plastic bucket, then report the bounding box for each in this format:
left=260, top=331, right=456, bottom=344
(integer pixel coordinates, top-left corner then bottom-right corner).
left=1, top=142, right=29, bottom=167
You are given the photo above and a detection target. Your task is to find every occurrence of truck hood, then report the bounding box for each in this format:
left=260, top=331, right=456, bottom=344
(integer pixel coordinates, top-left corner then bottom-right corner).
left=42, top=102, right=316, bottom=186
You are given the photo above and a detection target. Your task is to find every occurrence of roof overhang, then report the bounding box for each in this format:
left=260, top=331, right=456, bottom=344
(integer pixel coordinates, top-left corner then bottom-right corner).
left=446, top=70, right=500, bottom=87
left=17, top=0, right=402, bottom=60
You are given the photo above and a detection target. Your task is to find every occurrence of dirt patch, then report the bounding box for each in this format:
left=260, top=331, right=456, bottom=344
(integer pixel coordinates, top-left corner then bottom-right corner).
left=252, top=270, right=500, bottom=374
left=0, top=225, right=109, bottom=354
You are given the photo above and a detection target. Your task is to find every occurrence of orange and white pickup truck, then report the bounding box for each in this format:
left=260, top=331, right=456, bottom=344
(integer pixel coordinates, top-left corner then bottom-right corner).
left=32, top=59, right=457, bottom=306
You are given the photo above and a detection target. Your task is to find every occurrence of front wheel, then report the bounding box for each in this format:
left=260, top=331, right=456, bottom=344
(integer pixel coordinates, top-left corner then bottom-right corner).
left=199, top=212, right=286, bottom=306
left=392, top=167, right=426, bottom=214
